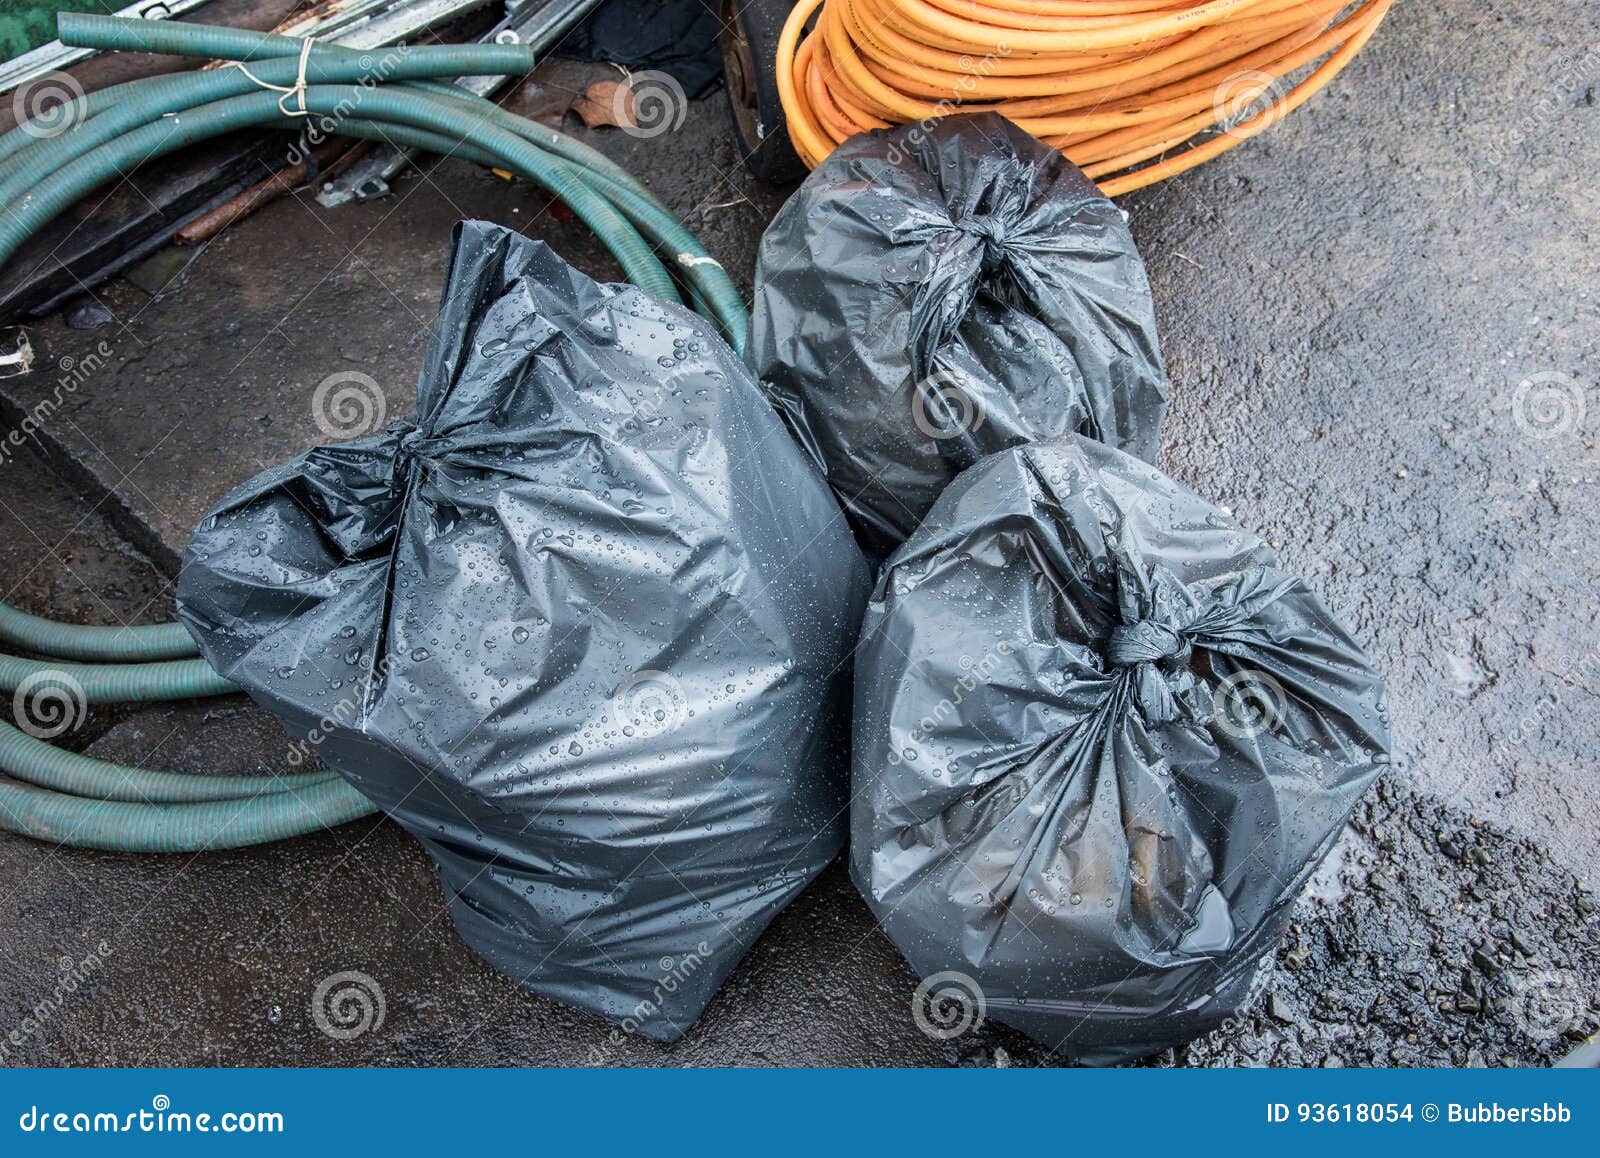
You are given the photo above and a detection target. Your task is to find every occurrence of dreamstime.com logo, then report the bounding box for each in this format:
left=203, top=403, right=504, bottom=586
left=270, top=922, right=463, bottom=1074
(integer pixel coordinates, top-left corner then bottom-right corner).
left=1210, top=668, right=1288, bottom=740
left=11, top=669, right=87, bottom=740
left=585, top=943, right=710, bottom=1063
left=911, top=971, right=986, bottom=1041
left=889, top=641, right=1017, bottom=767
left=11, top=71, right=86, bottom=140
left=1511, top=370, right=1586, bottom=440
left=1212, top=953, right=1280, bottom=1038
left=1475, top=46, right=1600, bottom=191
left=311, top=370, right=387, bottom=440
left=310, top=970, right=386, bottom=1041
left=284, top=43, right=412, bottom=166
left=883, top=44, right=1012, bottom=166
left=610, top=668, right=689, bottom=736
left=1504, top=644, right=1600, bottom=747
left=911, top=370, right=986, bottom=441
left=613, top=71, right=687, bottom=139
left=1, top=340, right=114, bottom=466
left=17, top=1095, right=283, bottom=1135
left=0, top=942, right=113, bottom=1064
left=283, top=648, right=395, bottom=768
left=1213, top=68, right=1289, bottom=138
left=1505, top=967, right=1585, bottom=1041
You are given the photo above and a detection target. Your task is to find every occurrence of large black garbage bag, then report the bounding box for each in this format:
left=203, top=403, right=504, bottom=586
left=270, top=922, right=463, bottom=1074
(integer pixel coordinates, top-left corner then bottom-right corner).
left=852, top=436, right=1388, bottom=1063
left=749, top=113, right=1168, bottom=559
left=177, top=222, right=870, bottom=1040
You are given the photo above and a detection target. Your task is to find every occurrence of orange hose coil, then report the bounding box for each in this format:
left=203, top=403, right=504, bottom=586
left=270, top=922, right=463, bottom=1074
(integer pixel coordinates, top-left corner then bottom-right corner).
left=776, top=0, right=1396, bottom=195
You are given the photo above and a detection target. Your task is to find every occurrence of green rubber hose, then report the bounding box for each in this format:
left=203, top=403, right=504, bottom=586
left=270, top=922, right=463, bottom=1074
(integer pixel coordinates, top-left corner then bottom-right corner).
left=0, top=42, right=549, bottom=202
left=0, top=719, right=334, bottom=803
left=0, top=602, right=197, bottom=661
left=43, top=12, right=750, bottom=336
left=0, top=775, right=376, bottom=853
left=4, top=86, right=676, bottom=303
left=0, top=653, right=238, bottom=700
left=0, top=14, right=751, bottom=852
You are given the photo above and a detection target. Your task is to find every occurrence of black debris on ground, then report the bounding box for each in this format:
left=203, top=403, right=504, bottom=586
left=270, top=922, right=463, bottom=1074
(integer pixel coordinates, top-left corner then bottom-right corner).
left=936, top=775, right=1600, bottom=1069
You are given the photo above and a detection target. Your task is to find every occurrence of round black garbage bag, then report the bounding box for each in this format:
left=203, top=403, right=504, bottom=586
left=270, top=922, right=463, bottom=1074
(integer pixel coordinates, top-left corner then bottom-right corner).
left=178, top=222, right=870, bottom=1040
left=852, top=435, right=1389, bottom=1063
left=749, top=113, right=1168, bottom=558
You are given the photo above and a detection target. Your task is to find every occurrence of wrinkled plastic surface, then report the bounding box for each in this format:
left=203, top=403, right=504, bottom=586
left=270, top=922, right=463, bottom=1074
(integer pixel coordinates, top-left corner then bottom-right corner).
left=852, top=436, right=1388, bottom=1063
left=749, top=113, right=1168, bottom=559
left=178, top=222, right=870, bottom=1040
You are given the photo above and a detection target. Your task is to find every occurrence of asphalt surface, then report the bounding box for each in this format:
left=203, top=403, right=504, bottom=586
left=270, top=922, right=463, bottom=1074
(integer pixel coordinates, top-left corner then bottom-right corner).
left=1, top=0, right=1597, bottom=1066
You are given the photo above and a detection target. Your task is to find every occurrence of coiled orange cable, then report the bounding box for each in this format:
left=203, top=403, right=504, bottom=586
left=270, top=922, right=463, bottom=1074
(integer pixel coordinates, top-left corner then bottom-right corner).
left=776, top=0, right=1395, bottom=195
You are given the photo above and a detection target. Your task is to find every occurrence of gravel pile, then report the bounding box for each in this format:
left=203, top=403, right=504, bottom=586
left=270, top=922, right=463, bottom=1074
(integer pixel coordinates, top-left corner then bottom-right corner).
left=950, top=774, right=1600, bottom=1068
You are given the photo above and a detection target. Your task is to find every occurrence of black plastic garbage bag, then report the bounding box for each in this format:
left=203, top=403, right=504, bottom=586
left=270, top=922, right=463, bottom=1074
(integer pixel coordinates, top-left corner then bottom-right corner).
left=749, top=113, right=1168, bottom=559
left=177, top=222, right=870, bottom=1040
left=852, top=435, right=1388, bottom=1063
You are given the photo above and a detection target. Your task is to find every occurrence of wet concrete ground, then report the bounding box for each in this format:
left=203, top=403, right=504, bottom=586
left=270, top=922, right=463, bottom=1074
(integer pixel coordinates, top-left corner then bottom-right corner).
left=1, top=0, right=1597, bottom=1065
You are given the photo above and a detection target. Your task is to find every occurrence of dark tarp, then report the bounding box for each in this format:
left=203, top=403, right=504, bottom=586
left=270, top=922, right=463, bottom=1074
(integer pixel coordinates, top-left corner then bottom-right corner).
left=557, top=0, right=723, bottom=100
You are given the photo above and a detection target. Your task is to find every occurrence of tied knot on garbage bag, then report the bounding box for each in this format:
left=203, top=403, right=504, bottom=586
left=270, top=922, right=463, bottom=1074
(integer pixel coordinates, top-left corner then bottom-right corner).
left=851, top=436, right=1389, bottom=1064
left=749, top=113, right=1168, bottom=557
left=391, top=420, right=453, bottom=474
left=178, top=222, right=870, bottom=1041
left=1105, top=617, right=1190, bottom=668
left=957, top=212, right=1012, bottom=275
left=1105, top=614, right=1198, bottom=727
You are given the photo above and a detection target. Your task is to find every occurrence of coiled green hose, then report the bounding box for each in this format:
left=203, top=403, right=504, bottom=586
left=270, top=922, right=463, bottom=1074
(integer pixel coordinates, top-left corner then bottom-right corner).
left=0, top=653, right=237, bottom=700
left=0, top=601, right=197, bottom=661
left=0, top=774, right=377, bottom=853
left=0, top=719, right=334, bottom=802
left=0, top=14, right=749, bottom=853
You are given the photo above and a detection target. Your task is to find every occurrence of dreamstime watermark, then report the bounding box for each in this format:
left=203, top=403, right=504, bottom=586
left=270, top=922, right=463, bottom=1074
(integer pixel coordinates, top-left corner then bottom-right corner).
left=585, top=943, right=710, bottom=1063
left=11, top=71, right=86, bottom=140
left=0, top=942, right=113, bottom=1063
left=612, top=71, right=687, bottom=139
left=0, top=340, right=114, bottom=467
left=910, top=370, right=986, bottom=440
left=616, top=376, right=671, bottom=440
left=610, top=668, right=689, bottom=737
left=283, top=44, right=413, bottom=166
left=17, top=1095, right=283, bottom=1135
left=311, top=970, right=386, bottom=1041
left=911, top=970, right=986, bottom=1041
left=1210, top=668, right=1288, bottom=740
left=284, top=649, right=398, bottom=767
left=1211, top=954, right=1281, bottom=1038
left=883, top=45, right=1012, bottom=166
left=284, top=697, right=359, bottom=769
left=1504, top=644, right=1600, bottom=748
left=1504, top=967, right=1586, bottom=1042
left=888, top=641, right=1017, bottom=767
left=1511, top=370, right=1586, bottom=440
left=1212, top=68, right=1289, bottom=138
left=11, top=668, right=87, bottom=740
left=1477, top=46, right=1600, bottom=187
left=311, top=369, right=387, bottom=440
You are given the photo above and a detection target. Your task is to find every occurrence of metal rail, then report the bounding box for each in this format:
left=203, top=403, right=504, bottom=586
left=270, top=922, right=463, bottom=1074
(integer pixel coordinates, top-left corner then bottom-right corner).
left=316, top=0, right=601, bottom=205
left=0, top=0, right=506, bottom=94
left=0, top=0, right=214, bottom=94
